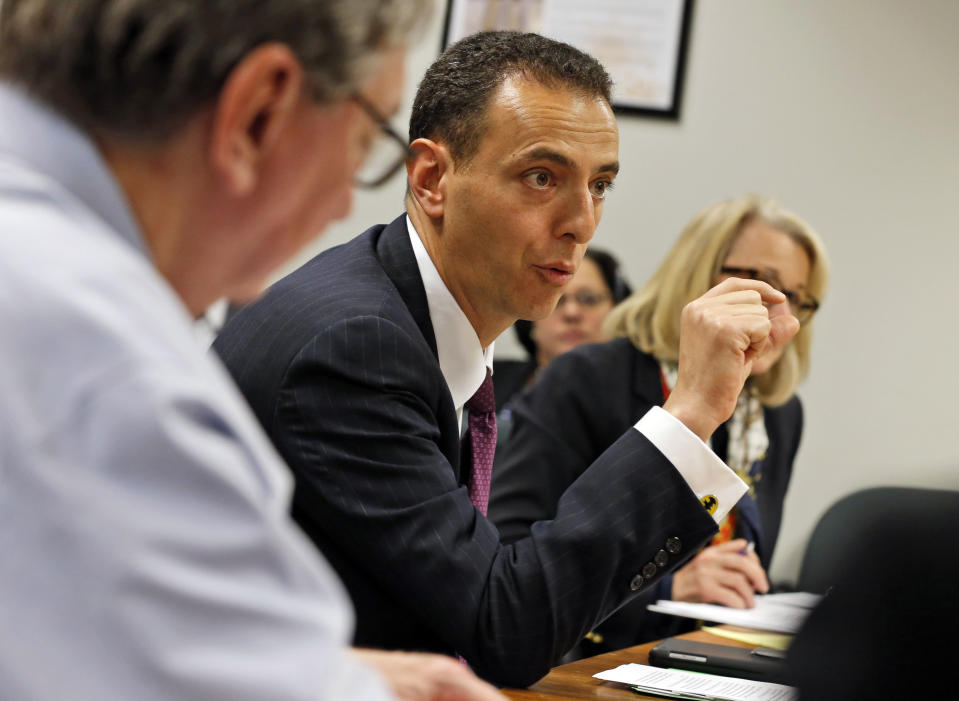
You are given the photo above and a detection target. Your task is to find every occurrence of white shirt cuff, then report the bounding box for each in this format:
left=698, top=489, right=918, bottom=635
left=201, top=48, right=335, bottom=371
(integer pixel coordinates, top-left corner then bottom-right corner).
left=634, top=406, right=747, bottom=525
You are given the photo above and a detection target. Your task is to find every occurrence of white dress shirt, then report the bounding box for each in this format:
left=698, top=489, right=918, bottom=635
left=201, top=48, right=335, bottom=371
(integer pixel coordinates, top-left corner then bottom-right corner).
left=0, top=83, right=394, bottom=701
left=405, top=218, right=745, bottom=524
left=407, top=216, right=493, bottom=429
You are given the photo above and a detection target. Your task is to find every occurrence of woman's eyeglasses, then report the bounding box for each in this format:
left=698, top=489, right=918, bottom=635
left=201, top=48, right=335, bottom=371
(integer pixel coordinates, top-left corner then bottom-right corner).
left=719, top=265, right=819, bottom=324
left=555, top=290, right=611, bottom=309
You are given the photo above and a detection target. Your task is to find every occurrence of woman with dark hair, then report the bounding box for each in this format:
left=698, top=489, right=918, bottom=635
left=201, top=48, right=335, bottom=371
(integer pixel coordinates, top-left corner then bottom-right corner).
left=492, top=247, right=631, bottom=410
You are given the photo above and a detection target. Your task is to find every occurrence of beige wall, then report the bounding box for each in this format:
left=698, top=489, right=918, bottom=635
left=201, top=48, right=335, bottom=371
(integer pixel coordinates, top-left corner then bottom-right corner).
left=280, top=0, right=959, bottom=584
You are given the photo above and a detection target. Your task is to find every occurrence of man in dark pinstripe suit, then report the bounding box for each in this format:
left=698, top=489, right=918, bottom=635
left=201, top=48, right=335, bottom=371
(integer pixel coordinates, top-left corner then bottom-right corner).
left=216, top=31, right=798, bottom=688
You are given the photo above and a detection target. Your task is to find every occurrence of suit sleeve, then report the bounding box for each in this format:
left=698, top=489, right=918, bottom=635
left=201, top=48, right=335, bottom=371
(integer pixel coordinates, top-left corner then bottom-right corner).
left=273, top=317, right=717, bottom=687
left=489, top=350, right=633, bottom=544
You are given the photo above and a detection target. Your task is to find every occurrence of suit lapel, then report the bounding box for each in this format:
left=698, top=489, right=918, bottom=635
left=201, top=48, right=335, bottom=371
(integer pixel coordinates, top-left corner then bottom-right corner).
left=375, top=214, right=439, bottom=359
left=375, top=214, right=467, bottom=485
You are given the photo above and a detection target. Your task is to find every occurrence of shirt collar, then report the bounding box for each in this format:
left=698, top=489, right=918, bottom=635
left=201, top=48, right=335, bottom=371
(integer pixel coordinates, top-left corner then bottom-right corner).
left=406, top=215, right=493, bottom=412
left=0, top=83, right=146, bottom=258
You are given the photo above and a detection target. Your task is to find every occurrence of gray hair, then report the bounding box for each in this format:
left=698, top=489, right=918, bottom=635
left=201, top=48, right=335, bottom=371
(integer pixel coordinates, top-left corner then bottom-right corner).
left=0, top=0, right=431, bottom=141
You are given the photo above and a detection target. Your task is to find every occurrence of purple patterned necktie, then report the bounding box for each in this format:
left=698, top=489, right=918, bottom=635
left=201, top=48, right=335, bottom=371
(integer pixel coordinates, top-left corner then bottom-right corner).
left=465, top=369, right=497, bottom=515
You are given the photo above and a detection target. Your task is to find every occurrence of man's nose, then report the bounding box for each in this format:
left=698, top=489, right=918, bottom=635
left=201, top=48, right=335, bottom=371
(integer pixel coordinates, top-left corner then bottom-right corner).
left=557, top=187, right=598, bottom=244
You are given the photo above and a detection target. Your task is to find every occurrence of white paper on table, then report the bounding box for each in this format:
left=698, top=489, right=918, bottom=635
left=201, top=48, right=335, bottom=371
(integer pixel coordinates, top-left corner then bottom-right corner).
left=761, top=592, right=821, bottom=608
left=594, top=663, right=797, bottom=701
left=646, top=592, right=822, bottom=634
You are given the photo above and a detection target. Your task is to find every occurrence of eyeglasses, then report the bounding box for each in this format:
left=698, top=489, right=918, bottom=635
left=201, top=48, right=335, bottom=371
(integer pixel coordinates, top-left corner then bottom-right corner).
left=719, top=265, right=820, bottom=324
left=351, top=93, right=410, bottom=189
left=555, top=290, right=611, bottom=309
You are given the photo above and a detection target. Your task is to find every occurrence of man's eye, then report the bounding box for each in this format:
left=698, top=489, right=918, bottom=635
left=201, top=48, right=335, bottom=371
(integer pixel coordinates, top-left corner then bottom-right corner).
left=590, top=179, right=614, bottom=199
left=524, top=171, right=553, bottom=189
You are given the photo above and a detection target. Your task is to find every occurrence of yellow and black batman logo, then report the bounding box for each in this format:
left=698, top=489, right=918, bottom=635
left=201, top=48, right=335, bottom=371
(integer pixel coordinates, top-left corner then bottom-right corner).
left=701, top=494, right=718, bottom=515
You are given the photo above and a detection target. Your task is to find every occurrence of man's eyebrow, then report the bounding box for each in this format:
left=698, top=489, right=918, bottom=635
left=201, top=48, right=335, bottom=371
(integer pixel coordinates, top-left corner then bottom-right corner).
left=520, top=147, right=573, bottom=168
left=598, top=161, right=620, bottom=176
left=519, top=148, right=620, bottom=177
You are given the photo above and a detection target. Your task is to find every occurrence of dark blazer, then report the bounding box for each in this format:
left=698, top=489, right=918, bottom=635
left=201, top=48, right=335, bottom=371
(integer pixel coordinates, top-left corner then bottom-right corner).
left=214, top=215, right=719, bottom=687
left=491, top=358, right=537, bottom=412
left=489, top=337, right=802, bottom=651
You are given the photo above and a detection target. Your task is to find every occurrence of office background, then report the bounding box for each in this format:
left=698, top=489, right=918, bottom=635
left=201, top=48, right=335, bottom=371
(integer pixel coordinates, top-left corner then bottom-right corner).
left=277, top=0, right=959, bottom=585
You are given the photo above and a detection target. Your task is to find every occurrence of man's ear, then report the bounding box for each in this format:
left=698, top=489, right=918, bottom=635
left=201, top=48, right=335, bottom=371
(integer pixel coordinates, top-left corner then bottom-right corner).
left=407, top=138, right=452, bottom=219
left=209, top=43, right=304, bottom=196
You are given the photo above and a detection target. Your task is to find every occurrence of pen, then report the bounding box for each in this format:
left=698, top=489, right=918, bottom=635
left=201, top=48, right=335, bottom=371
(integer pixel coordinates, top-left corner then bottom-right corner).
left=740, top=541, right=755, bottom=556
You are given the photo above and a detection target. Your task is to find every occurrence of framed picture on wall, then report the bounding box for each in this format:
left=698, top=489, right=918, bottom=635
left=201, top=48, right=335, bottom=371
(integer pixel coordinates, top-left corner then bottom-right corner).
left=441, top=0, right=694, bottom=119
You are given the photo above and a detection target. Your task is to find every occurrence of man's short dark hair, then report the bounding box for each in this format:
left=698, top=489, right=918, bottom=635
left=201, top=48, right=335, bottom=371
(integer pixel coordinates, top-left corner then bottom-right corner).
left=409, top=31, right=612, bottom=164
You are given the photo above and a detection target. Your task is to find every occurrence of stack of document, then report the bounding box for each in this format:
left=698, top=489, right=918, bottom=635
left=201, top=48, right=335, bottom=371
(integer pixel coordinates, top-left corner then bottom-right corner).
left=646, top=592, right=821, bottom=634
left=595, top=663, right=796, bottom=701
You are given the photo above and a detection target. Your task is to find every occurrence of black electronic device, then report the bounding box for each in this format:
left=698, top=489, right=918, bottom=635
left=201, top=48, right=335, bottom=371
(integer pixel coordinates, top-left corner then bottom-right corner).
left=648, top=637, right=789, bottom=684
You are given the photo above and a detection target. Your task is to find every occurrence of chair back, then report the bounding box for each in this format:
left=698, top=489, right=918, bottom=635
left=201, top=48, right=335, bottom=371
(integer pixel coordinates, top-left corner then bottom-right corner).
left=797, top=485, right=959, bottom=593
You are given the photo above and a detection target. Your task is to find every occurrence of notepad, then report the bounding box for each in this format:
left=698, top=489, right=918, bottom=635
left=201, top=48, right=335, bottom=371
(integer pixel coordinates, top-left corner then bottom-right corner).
left=594, top=662, right=796, bottom=701
left=701, top=626, right=793, bottom=651
left=646, top=592, right=820, bottom=634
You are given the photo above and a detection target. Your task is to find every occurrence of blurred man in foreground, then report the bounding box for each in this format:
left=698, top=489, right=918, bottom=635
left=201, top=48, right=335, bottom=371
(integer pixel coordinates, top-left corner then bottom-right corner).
left=0, top=1, right=502, bottom=699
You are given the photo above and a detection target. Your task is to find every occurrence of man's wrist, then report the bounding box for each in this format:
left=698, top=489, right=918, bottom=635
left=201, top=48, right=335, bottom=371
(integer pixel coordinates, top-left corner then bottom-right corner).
left=662, top=394, right=721, bottom=442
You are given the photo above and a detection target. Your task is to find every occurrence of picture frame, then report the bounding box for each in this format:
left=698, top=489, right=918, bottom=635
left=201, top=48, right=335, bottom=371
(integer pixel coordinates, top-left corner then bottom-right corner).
left=441, top=0, right=694, bottom=119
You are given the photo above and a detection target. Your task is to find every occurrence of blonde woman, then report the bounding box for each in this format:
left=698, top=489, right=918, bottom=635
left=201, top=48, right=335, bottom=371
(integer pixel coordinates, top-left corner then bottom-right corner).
left=489, top=194, right=829, bottom=656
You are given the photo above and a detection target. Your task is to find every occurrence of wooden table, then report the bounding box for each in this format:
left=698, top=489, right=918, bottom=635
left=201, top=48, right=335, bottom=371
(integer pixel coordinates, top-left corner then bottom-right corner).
left=501, top=629, right=755, bottom=700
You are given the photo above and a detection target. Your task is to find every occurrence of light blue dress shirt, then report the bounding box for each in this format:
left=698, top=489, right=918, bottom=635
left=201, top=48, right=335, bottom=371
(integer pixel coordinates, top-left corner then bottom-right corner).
left=0, top=84, right=395, bottom=700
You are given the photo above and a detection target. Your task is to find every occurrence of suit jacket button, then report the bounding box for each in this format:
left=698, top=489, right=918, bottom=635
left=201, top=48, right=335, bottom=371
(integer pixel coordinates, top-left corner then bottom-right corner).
left=654, top=549, right=669, bottom=567
left=666, top=536, right=682, bottom=554
left=642, top=561, right=658, bottom=579
left=629, top=574, right=645, bottom=591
